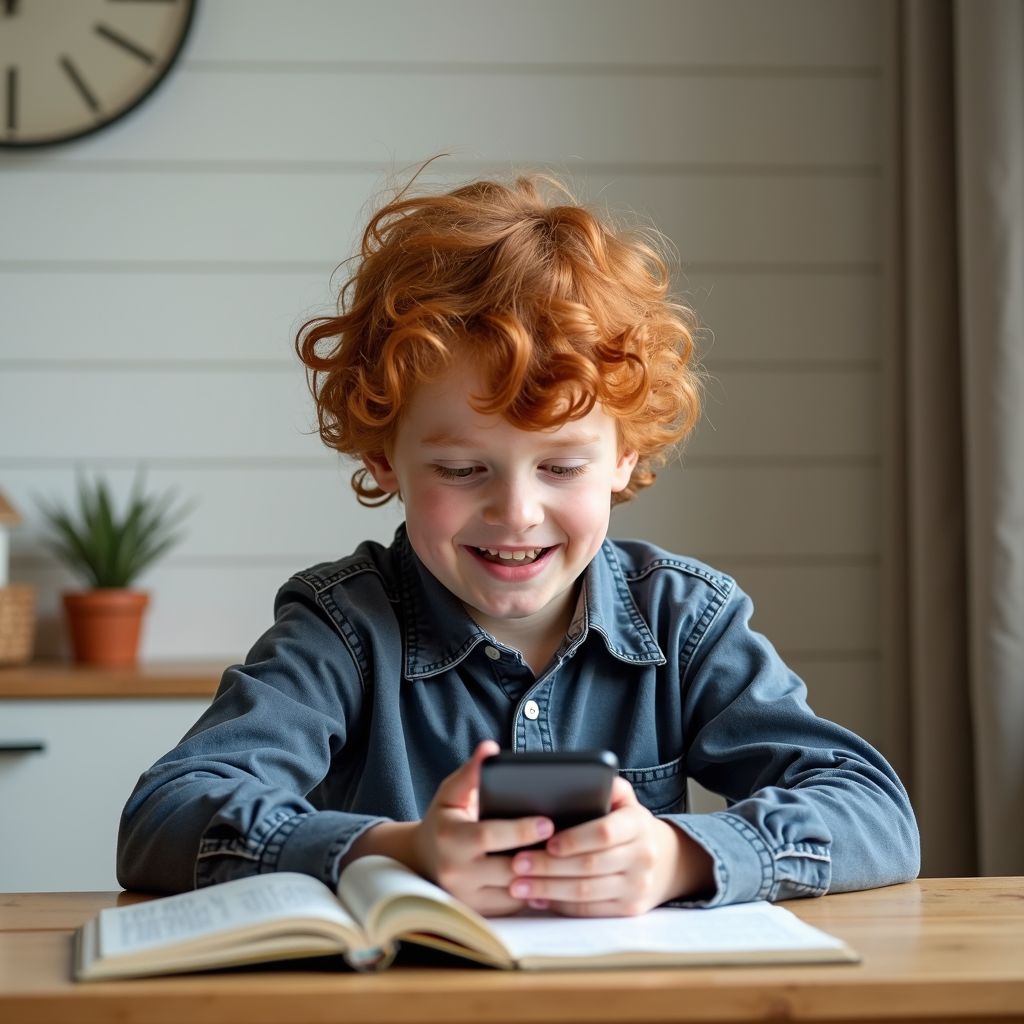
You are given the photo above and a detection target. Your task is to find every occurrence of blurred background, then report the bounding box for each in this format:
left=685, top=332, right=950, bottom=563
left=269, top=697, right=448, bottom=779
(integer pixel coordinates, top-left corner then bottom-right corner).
left=1, top=0, right=884, bottom=737
left=3, top=0, right=1022, bottom=890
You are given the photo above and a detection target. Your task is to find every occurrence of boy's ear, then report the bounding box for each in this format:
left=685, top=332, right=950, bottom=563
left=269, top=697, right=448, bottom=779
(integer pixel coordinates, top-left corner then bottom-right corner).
left=361, top=452, right=401, bottom=494
left=611, top=448, right=640, bottom=493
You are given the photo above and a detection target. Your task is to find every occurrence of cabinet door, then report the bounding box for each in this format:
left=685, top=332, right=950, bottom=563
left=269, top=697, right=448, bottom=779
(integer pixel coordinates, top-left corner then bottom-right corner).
left=0, top=699, right=210, bottom=891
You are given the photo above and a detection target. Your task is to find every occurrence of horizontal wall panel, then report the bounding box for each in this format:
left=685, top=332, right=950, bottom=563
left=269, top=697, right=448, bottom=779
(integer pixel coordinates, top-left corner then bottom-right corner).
left=183, top=0, right=881, bottom=68
left=0, top=270, right=882, bottom=366
left=0, top=270, right=880, bottom=370
left=687, top=369, right=880, bottom=459
left=47, top=69, right=880, bottom=166
left=0, top=368, right=880, bottom=464
left=610, top=464, right=879, bottom=557
left=0, top=270, right=882, bottom=368
left=0, top=369, right=320, bottom=460
left=0, top=173, right=880, bottom=266
left=24, top=561, right=283, bottom=661
left=2, top=466, right=405, bottom=563
left=0, top=270, right=336, bottom=362
left=0, top=172, right=374, bottom=264
left=3, top=411, right=879, bottom=558
left=730, top=563, right=879, bottom=653
left=685, top=272, right=881, bottom=363
left=4, top=461, right=871, bottom=567
left=0, top=269, right=883, bottom=372
left=596, top=175, right=880, bottom=267
left=0, top=360, right=888, bottom=468
left=18, top=555, right=878, bottom=663
left=787, top=657, right=882, bottom=746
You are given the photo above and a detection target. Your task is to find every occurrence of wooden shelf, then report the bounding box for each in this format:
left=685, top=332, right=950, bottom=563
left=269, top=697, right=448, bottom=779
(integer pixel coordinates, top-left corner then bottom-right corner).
left=0, top=661, right=228, bottom=699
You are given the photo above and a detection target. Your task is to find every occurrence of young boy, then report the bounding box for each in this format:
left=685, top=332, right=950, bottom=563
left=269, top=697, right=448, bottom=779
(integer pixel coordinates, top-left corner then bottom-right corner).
left=118, top=177, right=919, bottom=915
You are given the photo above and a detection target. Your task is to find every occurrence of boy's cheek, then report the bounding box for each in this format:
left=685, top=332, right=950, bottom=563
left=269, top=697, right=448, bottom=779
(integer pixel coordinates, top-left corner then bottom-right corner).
left=406, top=488, right=471, bottom=539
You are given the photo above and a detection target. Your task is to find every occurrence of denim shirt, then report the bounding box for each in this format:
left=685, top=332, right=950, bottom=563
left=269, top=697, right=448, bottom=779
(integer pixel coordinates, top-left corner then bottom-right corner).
left=118, top=526, right=920, bottom=904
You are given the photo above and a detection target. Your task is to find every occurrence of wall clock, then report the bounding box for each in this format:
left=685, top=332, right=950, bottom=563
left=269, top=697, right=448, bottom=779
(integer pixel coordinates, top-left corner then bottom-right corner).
left=0, top=0, right=195, bottom=148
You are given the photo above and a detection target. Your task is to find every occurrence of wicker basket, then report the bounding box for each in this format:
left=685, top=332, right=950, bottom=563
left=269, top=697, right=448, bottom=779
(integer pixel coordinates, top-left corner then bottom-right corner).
left=0, top=584, right=36, bottom=665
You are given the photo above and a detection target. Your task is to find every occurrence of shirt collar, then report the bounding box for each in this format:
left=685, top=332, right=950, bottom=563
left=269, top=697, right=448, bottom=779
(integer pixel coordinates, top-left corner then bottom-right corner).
left=397, top=528, right=665, bottom=680
left=572, top=540, right=666, bottom=666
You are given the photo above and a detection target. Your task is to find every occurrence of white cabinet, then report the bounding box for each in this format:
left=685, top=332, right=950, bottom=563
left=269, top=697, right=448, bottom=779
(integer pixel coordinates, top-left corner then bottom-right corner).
left=0, top=699, right=210, bottom=891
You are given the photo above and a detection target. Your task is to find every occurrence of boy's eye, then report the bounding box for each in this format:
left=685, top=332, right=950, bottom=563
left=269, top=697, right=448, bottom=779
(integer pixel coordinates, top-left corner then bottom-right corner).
left=434, top=466, right=478, bottom=480
left=545, top=464, right=586, bottom=478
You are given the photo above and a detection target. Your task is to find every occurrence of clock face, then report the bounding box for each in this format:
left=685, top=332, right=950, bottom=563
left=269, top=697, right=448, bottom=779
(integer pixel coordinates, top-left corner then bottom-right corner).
left=0, top=0, right=195, bottom=148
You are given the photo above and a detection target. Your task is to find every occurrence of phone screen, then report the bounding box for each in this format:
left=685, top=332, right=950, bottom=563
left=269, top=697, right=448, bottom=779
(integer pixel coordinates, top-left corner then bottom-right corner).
left=479, top=750, right=619, bottom=845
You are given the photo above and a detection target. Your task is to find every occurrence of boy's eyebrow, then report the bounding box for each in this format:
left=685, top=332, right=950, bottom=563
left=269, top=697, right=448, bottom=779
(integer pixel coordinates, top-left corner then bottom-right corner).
left=420, top=430, right=604, bottom=449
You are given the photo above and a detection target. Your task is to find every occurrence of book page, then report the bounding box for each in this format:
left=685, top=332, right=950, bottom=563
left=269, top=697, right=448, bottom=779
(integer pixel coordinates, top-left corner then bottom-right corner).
left=338, top=856, right=512, bottom=965
left=99, top=872, right=362, bottom=959
left=338, top=855, right=467, bottom=929
left=488, top=902, right=851, bottom=964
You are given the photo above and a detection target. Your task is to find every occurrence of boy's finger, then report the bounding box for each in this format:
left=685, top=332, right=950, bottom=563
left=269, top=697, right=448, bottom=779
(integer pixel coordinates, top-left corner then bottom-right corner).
left=543, top=808, right=637, bottom=858
left=468, top=853, right=518, bottom=888
left=478, top=815, right=555, bottom=854
left=509, top=871, right=627, bottom=904
left=434, top=829, right=518, bottom=884
left=471, top=887, right=527, bottom=917
left=436, top=812, right=552, bottom=858
left=433, top=740, right=500, bottom=811
left=608, top=775, right=639, bottom=809
left=510, top=844, right=630, bottom=878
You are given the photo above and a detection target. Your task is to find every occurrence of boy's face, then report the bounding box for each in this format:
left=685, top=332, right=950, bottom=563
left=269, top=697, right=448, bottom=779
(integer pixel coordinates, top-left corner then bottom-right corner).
left=362, top=365, right=638, bottom=631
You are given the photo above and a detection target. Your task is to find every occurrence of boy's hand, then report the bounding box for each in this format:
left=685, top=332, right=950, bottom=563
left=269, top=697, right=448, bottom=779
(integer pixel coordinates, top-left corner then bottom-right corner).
left=412, top=740, right=555, bottom=915
left=348, top=740, right=556, bottom=916
left=507, top=776, right=714, bottom=916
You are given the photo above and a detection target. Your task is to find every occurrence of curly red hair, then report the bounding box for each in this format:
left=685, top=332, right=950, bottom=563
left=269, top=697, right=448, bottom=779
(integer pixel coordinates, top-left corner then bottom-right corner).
left=296, top=175, right=701, bottom=505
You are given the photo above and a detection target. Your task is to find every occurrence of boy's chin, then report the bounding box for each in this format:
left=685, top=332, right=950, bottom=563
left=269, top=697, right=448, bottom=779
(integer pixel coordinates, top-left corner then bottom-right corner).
left=461, top=582, right=574, bottom=625
left=472, top=598, right=554, bottom=621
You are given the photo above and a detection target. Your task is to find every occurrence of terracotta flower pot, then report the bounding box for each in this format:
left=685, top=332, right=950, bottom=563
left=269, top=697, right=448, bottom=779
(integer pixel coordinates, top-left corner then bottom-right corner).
left=63, top=589, right=149, bottom=666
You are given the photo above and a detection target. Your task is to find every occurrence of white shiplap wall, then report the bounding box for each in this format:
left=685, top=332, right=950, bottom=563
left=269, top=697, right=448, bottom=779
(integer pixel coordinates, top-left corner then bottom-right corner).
left=0, top=0, right=883, bottom=741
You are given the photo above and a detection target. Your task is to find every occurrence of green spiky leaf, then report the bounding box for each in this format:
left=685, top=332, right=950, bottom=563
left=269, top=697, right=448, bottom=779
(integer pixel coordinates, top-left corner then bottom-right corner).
left=36, top=471, right=195, bottom=589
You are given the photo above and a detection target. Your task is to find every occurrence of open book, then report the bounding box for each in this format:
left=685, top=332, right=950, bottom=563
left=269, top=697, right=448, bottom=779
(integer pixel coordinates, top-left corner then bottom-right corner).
left=75, top=855, right=857, bottom=980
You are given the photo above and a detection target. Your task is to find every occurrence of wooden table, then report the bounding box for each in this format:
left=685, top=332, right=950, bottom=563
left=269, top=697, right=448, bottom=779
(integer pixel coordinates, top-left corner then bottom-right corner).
left=1, top=878, right=1022, bottom=1024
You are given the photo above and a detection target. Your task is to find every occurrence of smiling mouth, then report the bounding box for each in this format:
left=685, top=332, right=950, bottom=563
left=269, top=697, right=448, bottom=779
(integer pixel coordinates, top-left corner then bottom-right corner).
left=472, top=546, right=552, bottom=566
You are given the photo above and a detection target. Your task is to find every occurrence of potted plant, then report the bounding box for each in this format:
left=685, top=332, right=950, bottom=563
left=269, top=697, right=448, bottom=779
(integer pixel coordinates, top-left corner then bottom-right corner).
left=37, top=473, right=193, bottom=667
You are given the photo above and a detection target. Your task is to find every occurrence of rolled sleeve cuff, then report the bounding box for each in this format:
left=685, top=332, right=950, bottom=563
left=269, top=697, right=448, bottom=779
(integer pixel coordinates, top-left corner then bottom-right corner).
left=660, top=811, right=778, bottom=907
left=273, top=810, right=392, bottom=887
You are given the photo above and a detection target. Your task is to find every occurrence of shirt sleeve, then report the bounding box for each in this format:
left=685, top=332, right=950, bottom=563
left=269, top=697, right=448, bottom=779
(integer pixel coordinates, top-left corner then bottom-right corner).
left=116, top=589, right=390, bottom=894
left=659, top=582, right=920, bottom=907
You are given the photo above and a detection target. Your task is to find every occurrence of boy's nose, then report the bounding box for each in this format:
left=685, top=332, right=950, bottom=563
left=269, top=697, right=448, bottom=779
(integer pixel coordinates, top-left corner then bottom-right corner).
left=482, top=479, right=544, bottom=533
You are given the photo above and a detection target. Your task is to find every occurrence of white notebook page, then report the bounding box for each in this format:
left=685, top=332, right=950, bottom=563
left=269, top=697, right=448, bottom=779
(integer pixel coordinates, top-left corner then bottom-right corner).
left=487, top=902, right=847, bottom=961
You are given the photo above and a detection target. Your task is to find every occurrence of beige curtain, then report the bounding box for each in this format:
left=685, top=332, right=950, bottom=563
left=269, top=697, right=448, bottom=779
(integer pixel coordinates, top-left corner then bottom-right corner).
left=956, top=0, right=1024, bottom=876
left=883, top=0, right=1024, bottom=876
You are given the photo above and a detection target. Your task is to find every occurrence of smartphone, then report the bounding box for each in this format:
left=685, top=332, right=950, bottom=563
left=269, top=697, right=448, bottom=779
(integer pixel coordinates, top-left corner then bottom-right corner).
left=479, top=750, right=619, bottom=849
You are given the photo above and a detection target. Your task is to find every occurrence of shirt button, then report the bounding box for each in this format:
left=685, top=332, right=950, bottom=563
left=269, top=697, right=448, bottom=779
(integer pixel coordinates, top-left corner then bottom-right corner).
left=524, top=700, right=540, bottom=720
left=484, top=645, right=501, bottom=661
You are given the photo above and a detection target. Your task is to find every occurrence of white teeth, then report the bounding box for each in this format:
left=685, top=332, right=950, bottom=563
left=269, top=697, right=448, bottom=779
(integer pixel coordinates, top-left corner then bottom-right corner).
left=481, top=547, right=544, bottom=561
